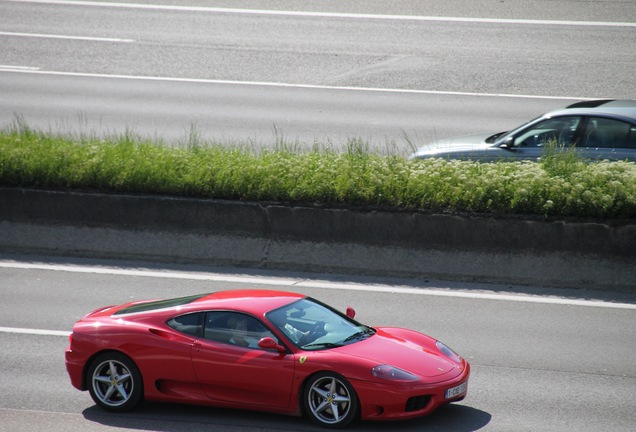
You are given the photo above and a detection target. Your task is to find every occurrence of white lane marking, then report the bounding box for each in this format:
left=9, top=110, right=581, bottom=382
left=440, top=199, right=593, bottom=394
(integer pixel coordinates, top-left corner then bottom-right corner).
left=0, top=67, right=591, bottom=101
left=1, top=261, right=634, bottom=310
left=0, top=31, right=134, bottom=42
left=0, top=407, right=82, bottom=417
left=0, top=326, right=71, bottom=337
left=6, top=0, right=636, bottom=27
left=0, top=64, right=40, bottom=70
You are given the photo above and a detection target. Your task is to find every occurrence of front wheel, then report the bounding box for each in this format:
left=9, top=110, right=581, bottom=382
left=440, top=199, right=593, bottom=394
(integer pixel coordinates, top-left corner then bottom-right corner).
left=87, top=352, right=143, bottom=412
left=303, top=372, right=359, bottom=428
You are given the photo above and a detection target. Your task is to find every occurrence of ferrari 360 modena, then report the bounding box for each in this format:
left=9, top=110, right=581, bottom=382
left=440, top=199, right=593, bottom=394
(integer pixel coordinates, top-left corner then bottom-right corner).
left=65, top=289, right=470, bottom=428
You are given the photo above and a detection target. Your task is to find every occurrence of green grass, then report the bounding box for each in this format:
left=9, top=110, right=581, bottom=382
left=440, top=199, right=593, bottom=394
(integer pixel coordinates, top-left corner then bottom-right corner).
left=1, top=121, right=635, bottom=219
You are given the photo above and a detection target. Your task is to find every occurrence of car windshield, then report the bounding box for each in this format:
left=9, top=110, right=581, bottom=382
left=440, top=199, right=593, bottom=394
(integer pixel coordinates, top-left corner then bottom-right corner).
left=493, top=115, right=544, bottom=144
left=266, top=298, right=375, bottom=351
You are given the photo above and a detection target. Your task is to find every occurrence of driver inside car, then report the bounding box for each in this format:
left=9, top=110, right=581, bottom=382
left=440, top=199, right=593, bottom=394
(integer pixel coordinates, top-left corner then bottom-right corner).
left=283, top=321, right=325, bottom=344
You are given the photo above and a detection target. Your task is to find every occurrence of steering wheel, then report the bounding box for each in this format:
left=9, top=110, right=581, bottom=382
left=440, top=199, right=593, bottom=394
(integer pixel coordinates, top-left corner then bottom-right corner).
left=298, top=321, right=326, bottom=346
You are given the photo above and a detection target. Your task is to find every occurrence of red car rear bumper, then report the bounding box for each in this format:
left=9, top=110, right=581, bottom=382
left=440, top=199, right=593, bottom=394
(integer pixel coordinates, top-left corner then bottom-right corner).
left=65, top=347, right=87, bottom=391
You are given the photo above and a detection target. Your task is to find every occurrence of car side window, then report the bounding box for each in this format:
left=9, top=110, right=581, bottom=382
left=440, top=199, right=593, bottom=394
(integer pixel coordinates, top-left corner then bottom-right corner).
left=514, top=116, right=581, bottom=147
left=581, top=117, right=633, bottom=148
left=629, top=126, right=636, bottom=149
left=203, top=311, right=277, bottom=349
left=167, top=312, right=204, bottom=337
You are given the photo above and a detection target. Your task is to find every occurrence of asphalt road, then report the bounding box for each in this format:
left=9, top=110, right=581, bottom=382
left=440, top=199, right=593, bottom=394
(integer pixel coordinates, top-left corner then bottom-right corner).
left=2, top=2, right=636, bottom=431
left=1, top=255, right=636, bottom=431
left=0, top=72, right=573, bottom=153
left=1, top=0, right=635, bottom=150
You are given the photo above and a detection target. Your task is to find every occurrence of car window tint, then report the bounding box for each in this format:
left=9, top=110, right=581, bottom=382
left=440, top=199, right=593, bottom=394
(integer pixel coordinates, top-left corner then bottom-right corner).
left=204, top=311, right=277, bottom=348
left=114, top=293, right=209, bottom=315
left=167, top=312, right=204, bottom=337
left=514, top=116, right=581, bottom=147
left=582, top=117, right=633, bottom=148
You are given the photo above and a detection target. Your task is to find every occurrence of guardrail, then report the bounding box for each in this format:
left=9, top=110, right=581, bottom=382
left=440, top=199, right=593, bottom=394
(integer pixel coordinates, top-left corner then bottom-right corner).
left=1, top=187, right=634, bottom=290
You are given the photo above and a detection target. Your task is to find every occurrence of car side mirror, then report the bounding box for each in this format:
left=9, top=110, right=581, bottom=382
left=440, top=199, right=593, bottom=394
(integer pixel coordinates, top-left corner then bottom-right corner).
left=346, top=307, right=356, bottom=319
left=258, top=337, right=286, bottom=353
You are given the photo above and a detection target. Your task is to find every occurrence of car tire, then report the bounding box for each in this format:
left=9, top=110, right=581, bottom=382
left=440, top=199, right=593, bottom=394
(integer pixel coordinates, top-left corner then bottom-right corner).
left=303, top=371, right=359, bottom=428
left=87, top=352, right=144, bottom=412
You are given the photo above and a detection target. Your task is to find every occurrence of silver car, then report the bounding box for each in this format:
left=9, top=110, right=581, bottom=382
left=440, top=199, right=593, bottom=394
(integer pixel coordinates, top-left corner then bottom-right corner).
left=409, top=100, right=636, bottom=162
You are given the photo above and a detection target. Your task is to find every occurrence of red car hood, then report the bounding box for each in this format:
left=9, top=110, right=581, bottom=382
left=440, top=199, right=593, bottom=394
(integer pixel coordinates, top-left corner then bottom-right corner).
left=333, top=327, right=463, bottom=381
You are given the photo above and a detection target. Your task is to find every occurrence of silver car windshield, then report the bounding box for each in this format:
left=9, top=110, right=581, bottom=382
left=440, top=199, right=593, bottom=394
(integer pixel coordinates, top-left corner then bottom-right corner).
left=495, top=115, right=583, bottom=148
left=493, top=115, right=544, bottom=144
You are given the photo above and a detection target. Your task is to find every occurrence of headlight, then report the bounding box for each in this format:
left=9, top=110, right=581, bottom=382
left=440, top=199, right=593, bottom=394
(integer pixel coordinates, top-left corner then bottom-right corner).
left=436, top=340, right=462, bottom=362
left=371, top=365, right=418, bottom=382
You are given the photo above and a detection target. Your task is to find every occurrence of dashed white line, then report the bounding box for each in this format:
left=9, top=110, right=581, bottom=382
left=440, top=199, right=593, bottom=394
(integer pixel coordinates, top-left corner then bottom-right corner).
left=0, top=326, right=71, bottom=337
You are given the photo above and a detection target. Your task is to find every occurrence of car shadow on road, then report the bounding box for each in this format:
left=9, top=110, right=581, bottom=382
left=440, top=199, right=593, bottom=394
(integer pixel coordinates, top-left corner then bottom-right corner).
left=82, top=402, right=491, bottom=432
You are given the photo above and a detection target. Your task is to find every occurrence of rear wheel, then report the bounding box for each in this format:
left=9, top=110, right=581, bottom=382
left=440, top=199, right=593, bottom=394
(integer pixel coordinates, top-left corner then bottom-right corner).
left=303, top=372, right=359, bottom=428
left=87, top=352, right=143, bottom=412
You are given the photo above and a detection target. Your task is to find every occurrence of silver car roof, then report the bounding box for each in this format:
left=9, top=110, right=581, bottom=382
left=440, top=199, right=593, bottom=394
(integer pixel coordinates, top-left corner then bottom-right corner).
left=547, top=100, right=636, bottom=121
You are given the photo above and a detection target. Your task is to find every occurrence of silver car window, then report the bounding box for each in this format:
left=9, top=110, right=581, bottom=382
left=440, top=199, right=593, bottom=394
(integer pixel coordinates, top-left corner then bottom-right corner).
left=513, top=116, right=581, bottom=148
left=581, top=117, right=634, bottom=149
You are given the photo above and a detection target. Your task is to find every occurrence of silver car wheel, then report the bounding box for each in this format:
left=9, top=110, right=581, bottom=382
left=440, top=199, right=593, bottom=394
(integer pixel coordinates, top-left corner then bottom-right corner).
left=304, top=373, right=358, bottom=428
left=92, top=359, right=134, bottom=407
left=87, top=352, right=143, bottom=412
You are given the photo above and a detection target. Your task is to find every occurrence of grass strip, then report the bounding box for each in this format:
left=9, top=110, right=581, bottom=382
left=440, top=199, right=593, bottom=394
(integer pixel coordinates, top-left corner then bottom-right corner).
left=1, top=122, right=635, bottom=219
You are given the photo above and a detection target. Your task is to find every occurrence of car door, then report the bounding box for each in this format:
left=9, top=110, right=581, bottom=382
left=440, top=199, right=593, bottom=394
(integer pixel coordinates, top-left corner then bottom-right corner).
left=190, top=311, right=296, bottom=409
left=577, top=116, right=636, bottom=161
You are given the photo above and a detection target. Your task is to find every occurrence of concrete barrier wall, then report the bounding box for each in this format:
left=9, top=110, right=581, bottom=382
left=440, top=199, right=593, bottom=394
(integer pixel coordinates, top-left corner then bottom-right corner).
left=1, top=187, right=634, bottom=290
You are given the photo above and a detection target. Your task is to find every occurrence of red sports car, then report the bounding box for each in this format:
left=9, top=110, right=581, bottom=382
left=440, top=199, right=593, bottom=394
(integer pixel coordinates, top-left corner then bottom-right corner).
left=65, top=290, right=470, bottom=428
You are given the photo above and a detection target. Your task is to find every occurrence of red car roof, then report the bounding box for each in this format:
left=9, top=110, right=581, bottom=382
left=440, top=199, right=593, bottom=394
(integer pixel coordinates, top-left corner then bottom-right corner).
left=99, top=289, right=306, bottom=319
left=191, top=289, right=306, bottom=315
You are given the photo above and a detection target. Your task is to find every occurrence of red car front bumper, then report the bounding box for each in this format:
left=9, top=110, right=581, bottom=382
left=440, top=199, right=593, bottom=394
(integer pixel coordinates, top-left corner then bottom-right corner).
left=352, top=362, right=470, bottom=421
